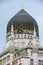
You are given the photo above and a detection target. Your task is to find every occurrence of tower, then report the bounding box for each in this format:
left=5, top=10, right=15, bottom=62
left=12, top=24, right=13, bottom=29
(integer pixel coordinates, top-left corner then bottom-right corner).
left=5, top=9, right=39, bottom=51
left=0, top=9, right=43, bottom=65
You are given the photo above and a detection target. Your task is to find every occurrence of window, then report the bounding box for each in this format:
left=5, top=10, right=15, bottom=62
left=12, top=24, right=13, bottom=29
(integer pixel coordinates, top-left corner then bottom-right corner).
left=38, top=60, right=41, bottom=65
left=7, top=63, right=10, bottom=65
left=42, top=60, right=43, bottom=65
left=28, top=35, right=29, bottom=39
left=24, top=35, right=26, bottom=38
left=21, top=35, right=23, bottom=39
left=14, top=35, right=16, bottom=38
left=30, top=59, right=33, bottom=65
left=0, top=60, right=2, bottom=65
left=38, top=53, right=43, bottom=57
left=31, top=43, right=33, bottom=45
left=12, top=61, right=18, bottom=65
left=31, top=51, right=33, bottom=56
left=3, top=57, right=6, bottom=65
left=19, top=63, right=22, bottom=65
left=18, top=35, right=19, bottom=38
left=29, top=35, right=32, bottom=39
left=7, top=55, right=10, bottom=63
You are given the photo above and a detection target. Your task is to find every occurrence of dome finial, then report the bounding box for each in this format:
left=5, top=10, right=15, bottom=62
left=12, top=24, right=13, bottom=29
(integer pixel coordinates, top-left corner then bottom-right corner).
left=21, top=5, right=24, bottom=9
left=21, top=0, right=24, bottom=9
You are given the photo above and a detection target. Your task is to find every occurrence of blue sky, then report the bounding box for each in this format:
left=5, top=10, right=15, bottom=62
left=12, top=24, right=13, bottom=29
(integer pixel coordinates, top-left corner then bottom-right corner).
left=0, top=0, right=43, bottom=53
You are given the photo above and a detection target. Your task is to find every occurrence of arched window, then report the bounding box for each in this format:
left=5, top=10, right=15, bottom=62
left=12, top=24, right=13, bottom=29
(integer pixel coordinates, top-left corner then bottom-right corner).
left=42, top=60, right=43, bottom=65
left=30, top=59, right=33, bottom=65
left=19, top=63, right=22, bottom=65
left=38, top=60, right=41, bottom=65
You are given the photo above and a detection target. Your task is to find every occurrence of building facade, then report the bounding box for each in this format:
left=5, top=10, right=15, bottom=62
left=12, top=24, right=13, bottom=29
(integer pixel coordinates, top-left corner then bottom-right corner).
left=0, top=9, right=43, bottom=65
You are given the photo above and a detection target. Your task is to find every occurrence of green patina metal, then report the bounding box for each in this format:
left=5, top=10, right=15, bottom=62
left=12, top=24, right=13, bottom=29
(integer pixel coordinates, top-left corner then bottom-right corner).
left=18, top=49, right=28, bottom=56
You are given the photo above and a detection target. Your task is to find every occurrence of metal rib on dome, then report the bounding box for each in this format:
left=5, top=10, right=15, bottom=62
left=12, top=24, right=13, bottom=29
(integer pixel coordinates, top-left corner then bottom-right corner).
left=7, top=9, right=39, bottom=37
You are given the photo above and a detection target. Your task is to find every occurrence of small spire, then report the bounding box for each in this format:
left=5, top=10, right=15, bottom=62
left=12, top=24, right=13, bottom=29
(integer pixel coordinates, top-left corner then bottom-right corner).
left=34, top=23, right=36, bottom=36
left=11, top=23, right=14, bottom=36
left=11, top=23, right=13, bottom=32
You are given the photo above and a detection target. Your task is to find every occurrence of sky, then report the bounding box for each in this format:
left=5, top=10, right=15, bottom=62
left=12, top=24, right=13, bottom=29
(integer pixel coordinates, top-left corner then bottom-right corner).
left=0, top=0, right=43, bottom=53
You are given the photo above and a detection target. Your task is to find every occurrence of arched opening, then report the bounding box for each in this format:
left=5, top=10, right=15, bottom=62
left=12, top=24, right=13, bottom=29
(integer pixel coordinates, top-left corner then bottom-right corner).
left=38, top=60, right=41, bottom=65
left=42, top=60, right=43, bottom=65
left=30, top=59, right=33, bottom=65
